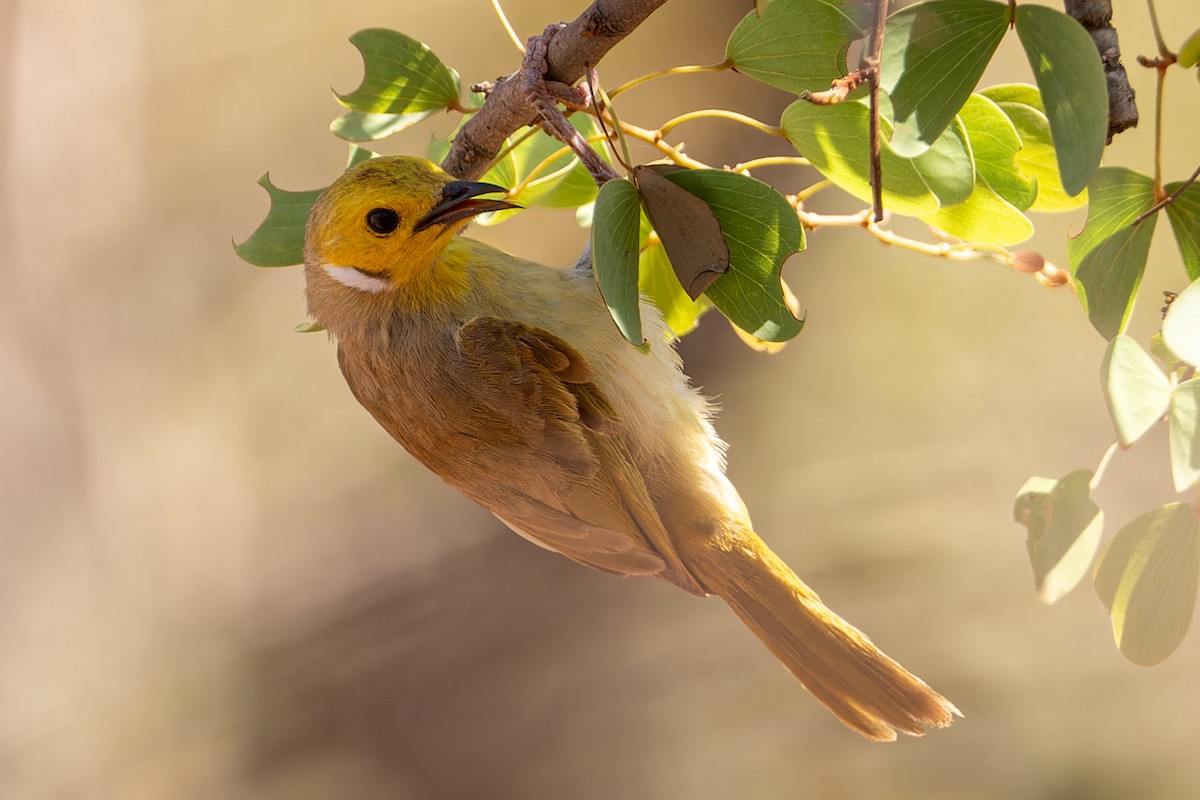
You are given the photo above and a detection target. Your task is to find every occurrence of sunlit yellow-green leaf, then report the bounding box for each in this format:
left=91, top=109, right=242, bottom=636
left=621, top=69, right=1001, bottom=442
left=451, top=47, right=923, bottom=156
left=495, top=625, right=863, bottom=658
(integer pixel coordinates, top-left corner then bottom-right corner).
left=1094, top=503, right=1199, bottom=666
left=1169, top=378, right=1200, bottom=493
left=1178, top=26, right=1200, bottom=68
left=639, top=241, right=712, bottom=338
left=958, top=93, right=1037, bottom=211
left=992, top=100, right=1086, bottom=212
left=921, top=177, right=1033, bottom=245
left=1013, top=470, right=1104, bottom=604
left=782, top=99, right=939, bottom=216
left=1101, top=335, right=1171, bottom=445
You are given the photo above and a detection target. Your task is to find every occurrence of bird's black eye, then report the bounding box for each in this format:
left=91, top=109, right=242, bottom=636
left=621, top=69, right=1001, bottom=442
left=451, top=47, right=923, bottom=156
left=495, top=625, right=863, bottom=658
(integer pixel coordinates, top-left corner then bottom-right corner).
left=366, top=208, right=400, bottom=235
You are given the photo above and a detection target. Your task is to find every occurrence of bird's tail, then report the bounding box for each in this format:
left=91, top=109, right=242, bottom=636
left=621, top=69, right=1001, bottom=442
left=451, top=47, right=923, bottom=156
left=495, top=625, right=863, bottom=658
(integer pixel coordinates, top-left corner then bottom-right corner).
left=682, top=526, right=959, bottom=741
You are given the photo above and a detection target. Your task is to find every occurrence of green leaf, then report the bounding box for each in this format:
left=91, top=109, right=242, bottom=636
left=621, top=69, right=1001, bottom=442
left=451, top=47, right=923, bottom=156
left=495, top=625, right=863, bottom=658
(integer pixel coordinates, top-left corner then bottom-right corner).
left=1094, top=503, right=1199, bottom=666
left=639, top=241, right=713, bottom=337
left=1014, top=470, right=1104, bottom=604
left=958, top=93, right=1037, bottom=210
left=726, top=0, right=867, bottom=94
left=234, top=173, right=324, bottom=267
left=1178, top=26, right=1200, bottom=68
left=592, top=179, right=645, bottom=346
left=993, top=100, right=1086, bottom=212
left=294, top=321, right=327, bottom=333
left=663, top=169, right=805, bottom=342
left=472, top=117, right=610, bottom=225
left=335, top=29, right=461, bottom=114
left=1070, top=167, right=1158, bottom=339
left=1164, top=179, right=1200, bottom=280
left=921, top=177, right=1033, bottom=246
left=330, top=108, right=440, bottom=142
left=1101, top=335, right=1171, bottom=445
left=979, top=82, right=1045, bottom=112
left=782, top=99, right=939, bottom=215
left=636, top=165, right=729, bottom=299
left=880, top=0, right=1010, bottom=157
left=1014, top=6, right=1107, bottom=196
left=1169, top=378, right=1200, bottom=492
left=1163, top=279, right=1200, bottom=367
left=910, top=116, right=974, bottom=206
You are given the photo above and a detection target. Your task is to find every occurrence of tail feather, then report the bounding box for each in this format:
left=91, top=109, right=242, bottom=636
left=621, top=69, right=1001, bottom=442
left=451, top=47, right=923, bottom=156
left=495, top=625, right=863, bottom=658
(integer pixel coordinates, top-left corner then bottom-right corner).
left=686, top=528, right=960, bottom=741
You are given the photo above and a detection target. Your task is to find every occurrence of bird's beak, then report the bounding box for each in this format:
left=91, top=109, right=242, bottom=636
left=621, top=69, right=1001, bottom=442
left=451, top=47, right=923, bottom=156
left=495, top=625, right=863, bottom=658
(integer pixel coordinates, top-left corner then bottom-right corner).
left=413, top=180, right=521, bottom=232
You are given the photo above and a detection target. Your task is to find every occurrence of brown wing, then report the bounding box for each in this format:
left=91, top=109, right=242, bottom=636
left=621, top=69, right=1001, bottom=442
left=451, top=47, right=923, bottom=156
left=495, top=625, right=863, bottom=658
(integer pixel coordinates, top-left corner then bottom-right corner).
left=452, top=317, right=705, bottom=595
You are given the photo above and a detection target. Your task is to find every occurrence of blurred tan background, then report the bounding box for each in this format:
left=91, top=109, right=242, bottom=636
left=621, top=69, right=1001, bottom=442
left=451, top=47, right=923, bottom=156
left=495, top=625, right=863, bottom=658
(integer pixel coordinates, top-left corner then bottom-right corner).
left=3, top=0, right=1198, bottom=797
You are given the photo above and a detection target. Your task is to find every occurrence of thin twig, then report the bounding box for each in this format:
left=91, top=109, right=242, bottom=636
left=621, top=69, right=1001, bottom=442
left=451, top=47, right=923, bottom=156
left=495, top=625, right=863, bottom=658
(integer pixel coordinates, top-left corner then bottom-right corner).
left=865, top=0, right=889, bottom=223
left=1134, top=162, right=1200, bottom=224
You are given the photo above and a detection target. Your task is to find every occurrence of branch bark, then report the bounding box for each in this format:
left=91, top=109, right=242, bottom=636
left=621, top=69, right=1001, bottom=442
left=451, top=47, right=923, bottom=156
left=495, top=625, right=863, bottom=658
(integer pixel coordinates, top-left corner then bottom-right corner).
left=441, top=0, right=669, bottom=180
left=1062, top=0, right=1138, bottom=142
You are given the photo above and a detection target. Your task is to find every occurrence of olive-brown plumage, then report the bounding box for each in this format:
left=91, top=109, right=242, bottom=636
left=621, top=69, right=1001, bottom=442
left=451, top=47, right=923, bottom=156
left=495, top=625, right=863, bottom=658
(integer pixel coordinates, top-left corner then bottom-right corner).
left=303, top=156, right=959, bottom=740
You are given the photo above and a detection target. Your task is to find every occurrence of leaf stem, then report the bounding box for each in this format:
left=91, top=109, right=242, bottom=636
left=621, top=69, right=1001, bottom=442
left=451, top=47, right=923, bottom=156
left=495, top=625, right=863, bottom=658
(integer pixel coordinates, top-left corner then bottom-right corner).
left=658, top=109, right=782, bottom=139
left=732, top=156, right=813, bottom=173
left=608, top=61, right=732, bottom=99
left=1146, top=0, right=1168, bottom=58
left=490, top=0, right=526, bottom=54
left=615, top=119, right=712, bottom=169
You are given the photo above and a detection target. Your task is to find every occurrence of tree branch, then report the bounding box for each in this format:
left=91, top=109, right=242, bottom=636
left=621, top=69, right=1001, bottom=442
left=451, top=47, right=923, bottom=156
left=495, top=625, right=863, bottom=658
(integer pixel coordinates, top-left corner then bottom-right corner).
left=441, top=0, right=670, bottom=180
left=1062, top=0, right=1138, bottom=142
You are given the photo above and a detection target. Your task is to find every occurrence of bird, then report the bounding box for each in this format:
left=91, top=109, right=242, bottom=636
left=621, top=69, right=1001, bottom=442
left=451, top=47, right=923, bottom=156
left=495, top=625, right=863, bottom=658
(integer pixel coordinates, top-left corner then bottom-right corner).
left=302, top=155, right=959, bottom=741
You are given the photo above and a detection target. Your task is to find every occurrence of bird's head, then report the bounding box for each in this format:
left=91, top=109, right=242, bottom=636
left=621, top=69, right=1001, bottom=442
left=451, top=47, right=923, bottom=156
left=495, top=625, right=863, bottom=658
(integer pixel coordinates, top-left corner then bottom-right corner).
left=304, top=155, right=517, bottom=297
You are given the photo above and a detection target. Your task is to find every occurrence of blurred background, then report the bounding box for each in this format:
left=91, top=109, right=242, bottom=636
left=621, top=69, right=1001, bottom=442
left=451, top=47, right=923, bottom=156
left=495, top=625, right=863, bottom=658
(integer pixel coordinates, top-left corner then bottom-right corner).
left=2, top=0, right=1198, bottom=797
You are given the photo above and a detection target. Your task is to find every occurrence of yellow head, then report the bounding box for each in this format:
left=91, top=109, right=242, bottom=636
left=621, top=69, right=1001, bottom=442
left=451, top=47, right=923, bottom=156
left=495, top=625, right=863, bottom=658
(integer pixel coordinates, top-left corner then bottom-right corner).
left=304, top=156, right=516, bottom=305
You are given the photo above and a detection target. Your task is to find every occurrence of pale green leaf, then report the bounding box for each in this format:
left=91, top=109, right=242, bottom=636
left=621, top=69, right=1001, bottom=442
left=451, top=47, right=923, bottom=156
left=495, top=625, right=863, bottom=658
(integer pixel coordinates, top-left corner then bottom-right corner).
left=880, top=0, right=1010, bottom=157
left=1163, top=279, right=1200, bottom=367
left=1169, top=378, right=1200, bottom=492
left=1014, top=6, right=1107, bottom=195
left=1014, top=470, right=1104, bottom=604
left=1094, top=503, right=1199, bottom=665
left=1101, top=335, right=1171, bottom=445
